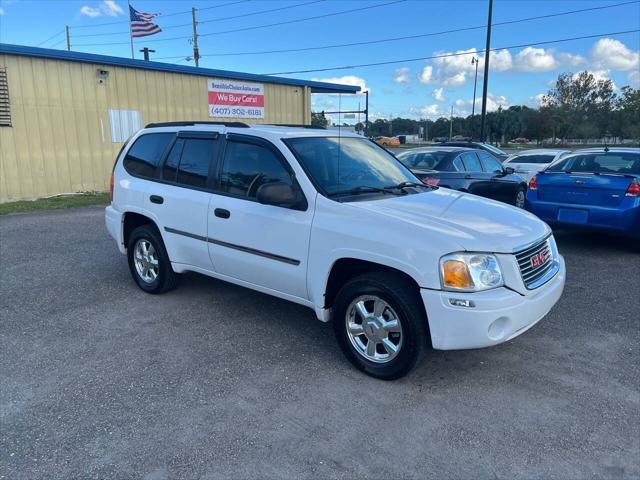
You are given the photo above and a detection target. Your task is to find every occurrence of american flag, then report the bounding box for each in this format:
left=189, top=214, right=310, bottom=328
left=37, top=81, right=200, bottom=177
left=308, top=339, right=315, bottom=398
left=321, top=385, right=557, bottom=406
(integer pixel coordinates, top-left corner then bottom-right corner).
left=129, top=5, right=161, bottom=38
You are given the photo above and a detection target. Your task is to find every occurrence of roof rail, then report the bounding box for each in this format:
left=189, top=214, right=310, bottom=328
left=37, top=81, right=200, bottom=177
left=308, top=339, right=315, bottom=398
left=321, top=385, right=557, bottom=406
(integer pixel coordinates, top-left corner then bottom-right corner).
left=145, top=121, right=251, bottom=128
left=266, top=123, right=326, bottom=129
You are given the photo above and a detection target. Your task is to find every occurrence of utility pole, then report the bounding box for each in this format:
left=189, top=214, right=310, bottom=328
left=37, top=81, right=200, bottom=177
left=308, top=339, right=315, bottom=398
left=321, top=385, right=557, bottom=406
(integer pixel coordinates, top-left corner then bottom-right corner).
left=449, top=105, right=454, bottom=140
left=479, top=0, right=493, bottom=142
left=191, top=7, right=200, bottom=67
left=471, top=56, right=479, bottom=118
left=65, top=26, right=71, bottom=51
left=139, top=47, right=155, bottom=61
left=364, top=90, right=369, bottom=137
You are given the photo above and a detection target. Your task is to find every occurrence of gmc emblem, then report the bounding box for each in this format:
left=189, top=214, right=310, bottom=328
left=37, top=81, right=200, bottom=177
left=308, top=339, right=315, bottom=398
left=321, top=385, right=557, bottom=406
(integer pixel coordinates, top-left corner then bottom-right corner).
left=530, top=251, right=547, bottom=269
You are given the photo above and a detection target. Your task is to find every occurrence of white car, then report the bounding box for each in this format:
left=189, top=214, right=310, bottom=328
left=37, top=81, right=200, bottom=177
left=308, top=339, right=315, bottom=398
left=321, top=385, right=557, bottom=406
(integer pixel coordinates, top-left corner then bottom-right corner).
left=106, top=122, right=565, bottom=379
left=503, top=149, right=570, bottom=182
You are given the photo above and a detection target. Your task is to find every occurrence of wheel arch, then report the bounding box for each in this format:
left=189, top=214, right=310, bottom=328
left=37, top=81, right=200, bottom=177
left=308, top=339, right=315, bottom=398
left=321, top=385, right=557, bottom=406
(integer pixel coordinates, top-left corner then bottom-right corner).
left=123, top=211, right=160, bottom=250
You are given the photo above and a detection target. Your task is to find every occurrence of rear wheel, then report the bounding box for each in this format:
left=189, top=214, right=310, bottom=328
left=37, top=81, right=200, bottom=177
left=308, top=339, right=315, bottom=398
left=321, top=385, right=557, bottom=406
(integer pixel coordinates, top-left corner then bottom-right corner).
left=515, top=187, right=526, bottom=208
left=127, top=225, right=178, bottom=294
left=333, top=272, right=428, bottom=380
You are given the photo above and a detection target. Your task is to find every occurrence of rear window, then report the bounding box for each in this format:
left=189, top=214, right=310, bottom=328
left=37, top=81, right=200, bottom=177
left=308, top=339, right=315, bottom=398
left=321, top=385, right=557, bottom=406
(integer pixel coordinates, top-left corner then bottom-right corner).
left=123, top=133, right=174, bottom=178
left=548, top=153, right=640, bottom=174
left=511, top=154, right=556, bottom=164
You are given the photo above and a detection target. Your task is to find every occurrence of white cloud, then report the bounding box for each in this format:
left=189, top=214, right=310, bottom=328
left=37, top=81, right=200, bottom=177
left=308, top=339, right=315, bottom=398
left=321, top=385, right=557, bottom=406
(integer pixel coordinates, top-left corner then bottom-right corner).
left=591, top=38, right=639, bottom=71
left=312, top=75, right=370, bottom=93
left=80, top=1, right=124, bottom=18
left=455, top=93, right=508, bottom=115
left=418, top=65, right=434, bottom=84
left=441, top=72, right=466, bottom=88
left=529, top=93, right=547, bottom=107
left=409, top=104, right=440, bottom=118
left=514, top=47, right=557, bottom=72
left=393, top=67, right=410, bottom=84
left=80, top=6, right=101, bottom=17
left=489, top=49, right=513, bottom=72
left=432, top=88, right=446, bottom=102
left=557, top=52, right=586, bottom=67
left=0, top=7, right=4, bottom=15
left=628, top=70, right=640, bottom=88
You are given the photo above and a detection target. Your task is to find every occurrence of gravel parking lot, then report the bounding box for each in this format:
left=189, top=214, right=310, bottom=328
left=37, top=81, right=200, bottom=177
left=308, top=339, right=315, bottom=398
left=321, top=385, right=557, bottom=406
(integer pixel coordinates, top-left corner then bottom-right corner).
left=1, top=206, right=639, bottom=479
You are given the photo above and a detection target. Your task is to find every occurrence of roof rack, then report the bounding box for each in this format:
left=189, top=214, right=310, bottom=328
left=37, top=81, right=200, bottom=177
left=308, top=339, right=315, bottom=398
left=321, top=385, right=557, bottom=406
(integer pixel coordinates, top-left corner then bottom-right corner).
left=145, top=121, right=250, bottom=128
left=266, top=124, right=326, bottom=129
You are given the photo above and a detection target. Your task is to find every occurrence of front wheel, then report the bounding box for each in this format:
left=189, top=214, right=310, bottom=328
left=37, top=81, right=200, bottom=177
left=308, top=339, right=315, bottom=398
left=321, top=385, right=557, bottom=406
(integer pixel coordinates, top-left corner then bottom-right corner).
left=333, top=272, right=428, bottom=380
left=515, top=187, right=526, bottom=208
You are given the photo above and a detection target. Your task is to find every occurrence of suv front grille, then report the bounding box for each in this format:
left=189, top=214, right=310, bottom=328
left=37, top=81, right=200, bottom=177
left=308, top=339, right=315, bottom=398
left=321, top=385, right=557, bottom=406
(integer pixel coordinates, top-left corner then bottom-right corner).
left=515, top=237, right=554, bottom=289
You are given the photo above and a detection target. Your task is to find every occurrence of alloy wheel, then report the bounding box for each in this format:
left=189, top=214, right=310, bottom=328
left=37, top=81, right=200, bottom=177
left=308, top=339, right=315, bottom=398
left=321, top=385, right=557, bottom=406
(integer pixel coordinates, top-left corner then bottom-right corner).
left=133, top=239, right=159, bottom=284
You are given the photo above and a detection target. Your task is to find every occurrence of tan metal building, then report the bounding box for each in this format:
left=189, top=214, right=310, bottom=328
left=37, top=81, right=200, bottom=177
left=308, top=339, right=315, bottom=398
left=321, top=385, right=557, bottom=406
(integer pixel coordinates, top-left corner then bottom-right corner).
left=0, top=44, right=358, bottom=202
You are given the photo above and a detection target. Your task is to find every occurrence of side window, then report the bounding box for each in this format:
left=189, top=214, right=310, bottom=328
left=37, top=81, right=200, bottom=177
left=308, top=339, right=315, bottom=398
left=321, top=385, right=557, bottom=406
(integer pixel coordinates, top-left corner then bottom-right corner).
left=176, top=138, right=215, bottom=188
left=162, top=138, right=184, bottom=181
left=452, top=156, right=465, bottom=171
left=123, top=133, right=174, bottom=178
left=220, top=140, right=292, bottom=199
left=461, top=152, right=482, bottom=172
left=478, top=151, right=503, bottom=173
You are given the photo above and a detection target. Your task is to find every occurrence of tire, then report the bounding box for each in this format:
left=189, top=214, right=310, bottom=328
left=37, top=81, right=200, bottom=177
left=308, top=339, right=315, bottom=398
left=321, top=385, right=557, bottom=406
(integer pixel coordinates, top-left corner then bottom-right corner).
left=332, top=271, right=428, bottom=380
left=127, top=224, right=179, bottom=294
left=515, top=186, right=526, bottom=208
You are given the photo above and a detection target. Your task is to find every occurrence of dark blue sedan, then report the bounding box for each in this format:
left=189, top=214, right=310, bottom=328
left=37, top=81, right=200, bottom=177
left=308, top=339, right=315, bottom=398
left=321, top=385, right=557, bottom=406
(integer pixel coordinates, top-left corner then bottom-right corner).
left=525, top=148, right=640, bottom=238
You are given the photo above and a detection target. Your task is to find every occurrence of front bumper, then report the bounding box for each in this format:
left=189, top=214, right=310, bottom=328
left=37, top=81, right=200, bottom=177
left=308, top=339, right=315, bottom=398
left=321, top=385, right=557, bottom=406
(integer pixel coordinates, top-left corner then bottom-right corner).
left=422, top=255, right=565, bottom=350
left=105, top=205, right=125, bottom=254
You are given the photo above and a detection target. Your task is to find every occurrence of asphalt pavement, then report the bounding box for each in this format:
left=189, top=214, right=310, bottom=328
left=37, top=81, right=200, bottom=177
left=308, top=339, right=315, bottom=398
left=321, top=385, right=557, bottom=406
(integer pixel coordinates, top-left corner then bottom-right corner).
left=1, top=206, right=638, bottom=479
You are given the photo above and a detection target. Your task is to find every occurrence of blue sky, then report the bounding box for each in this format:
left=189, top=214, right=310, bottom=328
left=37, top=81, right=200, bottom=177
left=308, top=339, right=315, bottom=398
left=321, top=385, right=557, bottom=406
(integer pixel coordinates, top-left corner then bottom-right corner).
left=1, top=0, right=639, bottom=123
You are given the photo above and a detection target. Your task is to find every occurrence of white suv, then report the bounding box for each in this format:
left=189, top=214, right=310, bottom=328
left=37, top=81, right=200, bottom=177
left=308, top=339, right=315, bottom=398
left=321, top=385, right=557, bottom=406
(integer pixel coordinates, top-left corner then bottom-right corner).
left=106, top=122, right=566, bottom=379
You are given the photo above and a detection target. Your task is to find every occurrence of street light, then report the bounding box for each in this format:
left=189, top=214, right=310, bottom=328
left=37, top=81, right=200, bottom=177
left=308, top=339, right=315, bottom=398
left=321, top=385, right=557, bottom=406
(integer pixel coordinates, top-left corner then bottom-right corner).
left=471, top=56, right=479, bottom=118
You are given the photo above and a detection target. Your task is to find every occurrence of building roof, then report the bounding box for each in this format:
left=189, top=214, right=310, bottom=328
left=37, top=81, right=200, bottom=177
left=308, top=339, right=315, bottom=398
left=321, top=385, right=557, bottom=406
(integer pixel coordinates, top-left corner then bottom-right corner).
left=0, top=43, right=361, bottom=95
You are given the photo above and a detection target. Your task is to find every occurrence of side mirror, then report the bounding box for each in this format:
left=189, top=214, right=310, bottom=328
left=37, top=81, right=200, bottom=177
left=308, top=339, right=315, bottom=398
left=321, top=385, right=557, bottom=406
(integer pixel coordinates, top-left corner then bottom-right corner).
left=504, top=166, right=515, bottom=175
left=256, top=181, right=306, bottom=210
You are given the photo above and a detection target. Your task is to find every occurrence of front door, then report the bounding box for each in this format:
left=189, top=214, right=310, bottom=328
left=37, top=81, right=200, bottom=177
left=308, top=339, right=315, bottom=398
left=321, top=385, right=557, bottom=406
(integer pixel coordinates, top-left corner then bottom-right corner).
left=459, top=152, right=493, bottom=198
left=207, top=134, right=313, bottom=300
left=478, top=151, right=517, bottom=204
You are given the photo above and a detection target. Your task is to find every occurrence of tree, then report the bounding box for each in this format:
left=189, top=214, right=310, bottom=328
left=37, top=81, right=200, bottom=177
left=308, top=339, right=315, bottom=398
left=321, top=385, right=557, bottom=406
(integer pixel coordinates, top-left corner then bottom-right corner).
left=311, top=112, right=329, bottom=128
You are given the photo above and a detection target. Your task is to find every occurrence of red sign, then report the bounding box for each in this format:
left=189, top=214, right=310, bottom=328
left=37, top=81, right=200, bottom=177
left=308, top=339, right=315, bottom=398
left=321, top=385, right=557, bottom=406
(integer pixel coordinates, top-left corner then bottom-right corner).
left=208, top=78, right=265, bottom=119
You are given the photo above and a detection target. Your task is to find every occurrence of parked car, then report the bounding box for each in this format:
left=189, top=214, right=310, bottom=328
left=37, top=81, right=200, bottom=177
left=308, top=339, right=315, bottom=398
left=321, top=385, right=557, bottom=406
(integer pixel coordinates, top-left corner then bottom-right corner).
left=503, top=149, right=570, bottom=182
left=438, top=141, right=509, bottom=161
left=106, top=122, right=565, bottom=379
left=510, top=137, right=530, bottom=144
left=526, top=148, right=640, bottom=238
left=374, top=136, right=400, bottom=147
left=396, top=147, right=529, bottom=208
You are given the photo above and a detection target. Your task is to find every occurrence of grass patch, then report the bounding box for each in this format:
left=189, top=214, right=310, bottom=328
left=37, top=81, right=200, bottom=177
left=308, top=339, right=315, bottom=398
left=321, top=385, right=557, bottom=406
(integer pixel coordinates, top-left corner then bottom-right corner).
left=0, top=192, right=109, bottom=215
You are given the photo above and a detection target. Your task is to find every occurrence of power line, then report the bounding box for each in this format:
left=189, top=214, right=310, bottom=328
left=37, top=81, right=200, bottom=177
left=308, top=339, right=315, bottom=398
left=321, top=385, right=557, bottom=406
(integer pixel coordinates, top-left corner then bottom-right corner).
left=73, top=0, right=406, bottom=46
left=262, top=29, right=640, bottom=75
left=36, top=29, right=66, bottom=47
left=191, top=0, right=640, bottom=57
left=72, top=0, right=328, bottom=38
left=69, top=0, right=251, bottom=29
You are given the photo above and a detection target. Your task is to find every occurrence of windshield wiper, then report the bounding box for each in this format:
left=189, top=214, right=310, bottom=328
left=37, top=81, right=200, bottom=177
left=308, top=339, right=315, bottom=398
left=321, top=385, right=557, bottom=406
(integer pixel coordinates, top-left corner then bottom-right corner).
left=328, top=185, right=403, bottom=197
left=384, top=181, right=434, bottom=191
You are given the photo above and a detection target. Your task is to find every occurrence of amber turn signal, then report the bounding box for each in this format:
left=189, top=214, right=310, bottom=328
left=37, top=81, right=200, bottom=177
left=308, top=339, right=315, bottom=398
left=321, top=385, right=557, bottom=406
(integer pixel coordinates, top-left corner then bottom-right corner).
left=442, top=260, right=473, bottom=289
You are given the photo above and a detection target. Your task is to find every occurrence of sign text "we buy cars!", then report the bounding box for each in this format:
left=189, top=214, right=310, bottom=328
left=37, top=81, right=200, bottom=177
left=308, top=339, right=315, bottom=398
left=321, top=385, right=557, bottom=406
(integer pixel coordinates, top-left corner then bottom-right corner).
left=208, top=78, right=265, bottom=119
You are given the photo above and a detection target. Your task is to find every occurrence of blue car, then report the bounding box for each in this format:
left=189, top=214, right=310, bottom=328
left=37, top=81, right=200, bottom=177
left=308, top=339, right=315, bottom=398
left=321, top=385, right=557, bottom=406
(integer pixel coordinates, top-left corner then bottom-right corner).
left=526, top=148, right=640, bottom=238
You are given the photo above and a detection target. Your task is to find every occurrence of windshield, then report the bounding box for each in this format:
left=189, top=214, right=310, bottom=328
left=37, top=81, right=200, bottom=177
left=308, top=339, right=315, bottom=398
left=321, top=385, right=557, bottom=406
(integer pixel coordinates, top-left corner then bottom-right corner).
left=547, top=152, right=640, bottom=174
left=285, top=137, right=420, bottom=195
left=481, top=143, right=507, bottom=156
left=396, top=150, right=453, bottom=170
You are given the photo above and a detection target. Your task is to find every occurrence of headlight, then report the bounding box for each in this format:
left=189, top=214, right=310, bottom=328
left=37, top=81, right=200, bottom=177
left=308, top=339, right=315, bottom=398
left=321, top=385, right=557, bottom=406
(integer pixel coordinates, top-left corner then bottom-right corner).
left=440, top=253, right=504, bottom=292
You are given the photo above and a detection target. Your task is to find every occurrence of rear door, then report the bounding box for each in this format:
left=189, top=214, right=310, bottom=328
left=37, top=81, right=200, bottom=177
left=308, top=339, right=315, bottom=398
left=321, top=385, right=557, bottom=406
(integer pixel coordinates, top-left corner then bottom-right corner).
left=207, top=134, right=313, bottom=300
left=148, top=131, right=220, bottom=270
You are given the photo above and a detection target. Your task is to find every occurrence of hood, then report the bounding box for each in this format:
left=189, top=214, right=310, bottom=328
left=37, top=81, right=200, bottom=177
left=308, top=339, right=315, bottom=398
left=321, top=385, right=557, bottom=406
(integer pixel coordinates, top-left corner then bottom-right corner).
left=351, top=188, right=550, bottom=253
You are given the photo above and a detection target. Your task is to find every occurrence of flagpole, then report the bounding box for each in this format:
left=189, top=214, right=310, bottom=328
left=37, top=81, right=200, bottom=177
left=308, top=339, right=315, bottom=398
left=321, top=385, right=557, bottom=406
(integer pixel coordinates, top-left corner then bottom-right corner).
left=128, top=0, right=134, bottom=59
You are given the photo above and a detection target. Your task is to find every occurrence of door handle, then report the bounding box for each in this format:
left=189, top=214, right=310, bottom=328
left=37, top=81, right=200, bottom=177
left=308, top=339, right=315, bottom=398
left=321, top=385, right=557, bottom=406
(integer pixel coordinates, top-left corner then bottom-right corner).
left=214, top=208, right=230, bottom=219
left=150, top=195, right=164, bottom=204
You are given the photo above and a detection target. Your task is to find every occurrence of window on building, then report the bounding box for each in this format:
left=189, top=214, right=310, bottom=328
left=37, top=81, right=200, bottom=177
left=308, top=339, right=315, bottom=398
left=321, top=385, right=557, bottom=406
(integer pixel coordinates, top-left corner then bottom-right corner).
left=109, top=109, right=142, bottom=143
left=0, top=68, right=11, bottom=127
left=123, top=133, right=174, bottom=178
left=220, top=140, right=292, bottom=199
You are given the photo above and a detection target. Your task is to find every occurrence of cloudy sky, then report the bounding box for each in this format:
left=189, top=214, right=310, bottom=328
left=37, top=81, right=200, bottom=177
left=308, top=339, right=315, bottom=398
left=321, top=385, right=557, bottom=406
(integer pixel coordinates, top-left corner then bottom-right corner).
left=1, top=0, right=638, bottom=122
